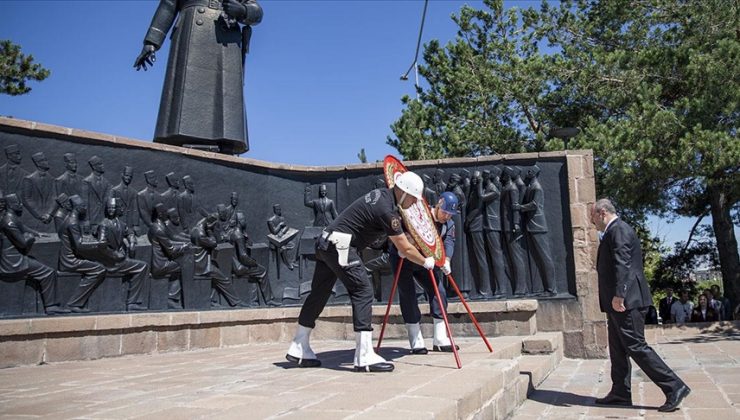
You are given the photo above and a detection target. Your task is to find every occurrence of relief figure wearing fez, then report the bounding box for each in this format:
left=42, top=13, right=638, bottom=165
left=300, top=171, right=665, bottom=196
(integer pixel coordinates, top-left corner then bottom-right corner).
left=135, top=0, right=264, bottom=154
left=160, top=172, right=180, bottom=211
left=138, top=170, right=160, bottom=231
left=83, top=156, right=112, bottom=231
left=111, top=166, right=139, bottom=230
left=149, top=203, right=191, bottom=308
left=52, top=193, right=72, bottom=233
left=60, top=195, right=107, bottom=313
left=0, top=195, right=68, bottom=315
left=229, top=210, right=278, bottom=306
left=304, top=184, right=338, bottom=227
left=267, top=204, right=296, bottom=271
left=177, top=175, right=208, bottom=231
left=190, top=214, right=245, bottom=307
left=0, top=145, right=29, bottom=196
left=22, top=152, right=55, bottom=231
left=55, top=153, right=84, bottom=199
left=95, top=198, right=149, bottom=311
left=517, top=165, right=557, bottom=296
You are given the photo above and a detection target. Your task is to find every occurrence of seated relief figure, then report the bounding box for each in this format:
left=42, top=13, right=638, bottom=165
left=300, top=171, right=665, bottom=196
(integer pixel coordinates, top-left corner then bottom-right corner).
left=267, top=204, right=297, bottom=272
left=60, top=195, right=107, bottom=313
left=52, top=193, right=72, bottom=233
left=0, top=194, right=68, bottom=314
left=149, top=203, right=191, bottom=309
left=95, top=198, right=149, bottom=311
left=229, top=210, right=279, bottom=307
left=190, top=213, right=246, bottom=308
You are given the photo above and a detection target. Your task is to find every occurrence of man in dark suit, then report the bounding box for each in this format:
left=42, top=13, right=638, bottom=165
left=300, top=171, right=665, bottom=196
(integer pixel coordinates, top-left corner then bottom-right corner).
left=592, top=198, right=690, bottom=412
left=658, top=288, right=674, bottom=324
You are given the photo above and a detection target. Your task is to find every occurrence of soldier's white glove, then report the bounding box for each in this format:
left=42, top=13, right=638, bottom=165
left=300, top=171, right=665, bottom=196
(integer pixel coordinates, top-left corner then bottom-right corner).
left=442, top=259, right=451, bottom=275
left=423, top=257, right=435, bottom=270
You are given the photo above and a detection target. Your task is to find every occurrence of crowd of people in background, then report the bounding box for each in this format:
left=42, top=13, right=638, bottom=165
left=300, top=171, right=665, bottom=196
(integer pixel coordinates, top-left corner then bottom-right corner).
left=648, top=285, right=736, bottom=326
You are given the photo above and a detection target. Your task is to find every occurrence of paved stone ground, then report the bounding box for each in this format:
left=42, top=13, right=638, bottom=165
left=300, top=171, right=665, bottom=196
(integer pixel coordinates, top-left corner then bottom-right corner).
left=1, top=329, right=737, bottom=419
left=0, top=336, right=524, bottom=420
left=513, top=329, right=740, bottom=419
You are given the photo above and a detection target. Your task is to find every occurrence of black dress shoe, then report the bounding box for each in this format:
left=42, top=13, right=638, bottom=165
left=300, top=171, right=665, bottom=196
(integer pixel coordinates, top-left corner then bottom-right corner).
left=595, top=394, right=633, bottom=406
left=45, top=305, right=71, bottom=315
left=432, top=344, right=460, bottom=352
left=353, top=362, right=394, bottom=373
left=658, top=385, right=691, bottom=412
left=285, top=354, right=322, bottom=368
left=410, top=347, right=428, bottom=355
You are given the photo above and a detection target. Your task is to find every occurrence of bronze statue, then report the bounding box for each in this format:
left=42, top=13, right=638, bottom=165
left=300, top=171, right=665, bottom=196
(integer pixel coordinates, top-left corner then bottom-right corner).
left=111, top=166, right=139, bottom=231
left=501, top=167, right=528, bottom=296
left=421, top=174, right=437, bottom=205
left=446, top=173, right=471, bottom=297
left=0, top=194, right=68, bottom=315
left=95, top=198, right=149, bottom=311
left=83, top=156, right=112, bottom=231
left=137, top=170, right=160, bottom=231
left=518, top=165, right=557, bottom=296
left=21, top=152, right=55, bottom=231
left=464, top=170, right=492, bottom=298
left=55, top=152, right=84, bottom=199
left=0, top=144, right=28, bottom=196
left=190, top=214, right=245, bottom=307
left=60, top=195, right=107, bottom=313
left=481, top=168, right=508, bottom=297
left=135, top=0, right=264, bottom=154
left=267, top=204, right=297, bottom=271
left=303, top=184, right=338, bottom=227
left=148, top=203, right=191, bottom=309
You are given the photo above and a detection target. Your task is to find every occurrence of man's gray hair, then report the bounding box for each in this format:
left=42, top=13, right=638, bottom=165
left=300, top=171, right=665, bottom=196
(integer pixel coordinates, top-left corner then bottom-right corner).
left=594, top=198, right=616, bottom=214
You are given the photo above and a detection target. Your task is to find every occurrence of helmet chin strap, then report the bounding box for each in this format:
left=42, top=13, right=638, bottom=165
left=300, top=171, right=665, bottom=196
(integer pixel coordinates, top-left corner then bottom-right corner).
left=398, top=192, right=408, bottom=210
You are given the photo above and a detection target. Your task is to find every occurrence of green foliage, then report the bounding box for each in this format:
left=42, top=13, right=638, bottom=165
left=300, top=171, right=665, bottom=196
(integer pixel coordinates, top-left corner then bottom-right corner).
left=0, top=40, right=50, bottom=96
left=388, top=0, right=739, bottom=297
left=357, top=148, right=367, bottom=164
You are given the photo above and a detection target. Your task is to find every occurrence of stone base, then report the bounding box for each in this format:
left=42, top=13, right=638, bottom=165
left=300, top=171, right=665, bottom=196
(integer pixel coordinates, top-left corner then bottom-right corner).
left=0, top=299, right=537, bottom=368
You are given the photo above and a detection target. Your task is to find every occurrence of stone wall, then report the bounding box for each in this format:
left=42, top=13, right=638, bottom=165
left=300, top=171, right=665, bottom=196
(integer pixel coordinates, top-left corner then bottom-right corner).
left=0, top=117, right=605, bottom=359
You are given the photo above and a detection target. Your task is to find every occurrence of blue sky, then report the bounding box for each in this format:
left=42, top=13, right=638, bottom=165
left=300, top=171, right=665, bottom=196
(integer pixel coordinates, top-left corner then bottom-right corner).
left=0, top=0, right=734, bottom=252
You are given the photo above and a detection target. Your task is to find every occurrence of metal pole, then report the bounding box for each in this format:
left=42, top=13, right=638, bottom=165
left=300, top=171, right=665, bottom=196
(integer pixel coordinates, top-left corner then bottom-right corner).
left=376, top=257, right=405, bottom=351
left=428, top=269, right=461, bottom=368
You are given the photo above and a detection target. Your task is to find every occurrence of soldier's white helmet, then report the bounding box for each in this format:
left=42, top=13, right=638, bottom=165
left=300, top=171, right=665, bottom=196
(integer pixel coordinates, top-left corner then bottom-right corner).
left=394, top=171, right=424, bottom=200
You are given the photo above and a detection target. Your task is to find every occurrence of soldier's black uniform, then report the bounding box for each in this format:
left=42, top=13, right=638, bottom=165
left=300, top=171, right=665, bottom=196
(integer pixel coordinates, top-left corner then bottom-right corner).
left=298, top=188, right=404, bottom=332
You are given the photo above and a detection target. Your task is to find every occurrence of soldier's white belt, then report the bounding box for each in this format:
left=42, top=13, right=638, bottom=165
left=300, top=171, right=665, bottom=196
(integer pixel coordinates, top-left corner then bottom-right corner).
left=321, top=230, right=352, bottom=267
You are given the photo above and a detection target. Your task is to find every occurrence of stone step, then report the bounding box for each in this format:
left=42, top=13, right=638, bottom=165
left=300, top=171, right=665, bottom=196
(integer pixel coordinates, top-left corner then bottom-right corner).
left=0, top=333, right=566, bottom=419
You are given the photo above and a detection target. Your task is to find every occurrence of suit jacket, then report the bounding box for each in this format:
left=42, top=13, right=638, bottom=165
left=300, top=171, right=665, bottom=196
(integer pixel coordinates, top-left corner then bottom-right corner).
left=111, top=182, right=139, bottom=228
left=658, top=296, right=675, bottom=322
left=22, top=170, right=56, bottom=230
left=520, top=180, right=548, bottom=233
left=96, top=218, right=127, bottom=267
left=481, top=180, right=502, bottom=232
left=148, top=220, right=188, bottom=277
left=0, top=212, right=34, bottom=275
left=500, top=180, right=520, bottom=232
left=137, top=187, right=159, bottom=229
left=55, top=171, right=84, bottom=198
left=304, top=191, right=338, bottom=227
left=596, top=218, right=652, bottom=312
left=0, top=163, right=29, bottom=196
left=83, top=173, right=112, bottom=225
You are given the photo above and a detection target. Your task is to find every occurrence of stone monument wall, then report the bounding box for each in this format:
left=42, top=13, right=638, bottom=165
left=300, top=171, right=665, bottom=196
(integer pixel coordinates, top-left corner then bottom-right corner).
left=0, top=117, right=604, bottom=358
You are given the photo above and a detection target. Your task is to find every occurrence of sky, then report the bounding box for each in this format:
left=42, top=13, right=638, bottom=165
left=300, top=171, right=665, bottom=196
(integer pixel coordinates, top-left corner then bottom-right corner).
left=0, top=0, right=735, bottom=253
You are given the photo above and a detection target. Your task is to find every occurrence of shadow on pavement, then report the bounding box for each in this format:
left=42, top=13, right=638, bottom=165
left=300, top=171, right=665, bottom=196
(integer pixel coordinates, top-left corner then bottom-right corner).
left=273, top=347, right=408, bottom=371
left=526, top=388, right=658, bottom=410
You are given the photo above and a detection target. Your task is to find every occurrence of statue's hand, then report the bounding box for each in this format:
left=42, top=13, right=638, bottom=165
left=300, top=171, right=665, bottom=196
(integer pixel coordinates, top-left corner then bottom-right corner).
left=223, top=0, right=247, bottom=19
left=134, top=44, right=156, bottom=71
